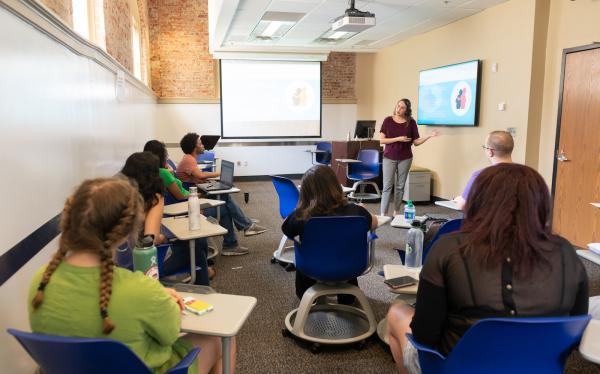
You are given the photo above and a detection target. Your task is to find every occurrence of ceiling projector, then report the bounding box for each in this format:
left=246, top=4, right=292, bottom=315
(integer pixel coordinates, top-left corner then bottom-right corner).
left=331, top=1, right=375, bottom=32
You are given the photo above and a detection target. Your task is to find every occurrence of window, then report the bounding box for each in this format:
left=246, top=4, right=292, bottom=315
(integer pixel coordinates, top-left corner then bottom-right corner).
left=72, top=0, right=90, bottom=39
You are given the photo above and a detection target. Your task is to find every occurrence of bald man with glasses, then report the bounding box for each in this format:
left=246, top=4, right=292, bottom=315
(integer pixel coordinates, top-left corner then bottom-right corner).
left=454, top=131, right=514, bottom=210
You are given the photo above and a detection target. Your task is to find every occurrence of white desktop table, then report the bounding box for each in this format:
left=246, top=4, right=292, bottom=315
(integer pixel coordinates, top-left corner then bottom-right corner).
left=377, top=264, right=422, bottom=345
left=162, top=215, right=227, bottom=284
left=390, top=215, right=428, bottom=229
left=163, top=199, right=226, bottom=216
left=579, top=319, right=600, bottom=365
left=180, top=292, right=257, bottom=374
left=435, top=200, right=461, bottom=211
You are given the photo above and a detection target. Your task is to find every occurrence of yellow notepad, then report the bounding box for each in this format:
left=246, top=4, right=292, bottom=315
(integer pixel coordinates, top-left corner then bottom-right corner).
left=182, top=296, right=214, bottom=316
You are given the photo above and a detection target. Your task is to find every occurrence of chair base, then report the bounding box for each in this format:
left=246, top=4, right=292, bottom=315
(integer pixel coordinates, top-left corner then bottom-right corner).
left=207, top=237, right=220, bottom=260
left=348, top=181, right=381, bottom=202
left=272, top=235, right=295, bottom=265
left=283, top=283, right=377, bottom=346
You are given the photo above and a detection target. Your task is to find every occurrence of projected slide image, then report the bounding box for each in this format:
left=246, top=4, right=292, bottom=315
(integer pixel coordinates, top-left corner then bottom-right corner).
left=221, top=60, right=321, bottom=138
left=417, top=60, right=479, bottom=126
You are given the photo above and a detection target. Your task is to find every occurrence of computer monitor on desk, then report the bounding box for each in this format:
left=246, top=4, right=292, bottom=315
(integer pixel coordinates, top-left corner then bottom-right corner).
left=354, top=120, right=376, bottom=140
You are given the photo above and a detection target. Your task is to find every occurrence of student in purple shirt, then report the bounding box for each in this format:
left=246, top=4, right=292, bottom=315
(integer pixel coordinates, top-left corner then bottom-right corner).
left=454, top=130, right=513, bottom=210
left=380, top=99, right=438, bottom=216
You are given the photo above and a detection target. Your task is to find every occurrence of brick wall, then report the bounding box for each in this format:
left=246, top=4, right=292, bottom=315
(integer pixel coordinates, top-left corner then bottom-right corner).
left=322, top=52, right=356, bottom=101
left=39, top=0, right=72, bottom=27
left=104, top=0, right=133, bottom=72
left=148, top=0, right=217, bottom=99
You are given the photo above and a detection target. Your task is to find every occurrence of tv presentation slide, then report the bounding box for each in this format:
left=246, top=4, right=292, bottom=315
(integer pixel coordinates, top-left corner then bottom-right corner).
left=417, top=60, right=478, bottom=126
left=221, top=60, right=321, bottom=138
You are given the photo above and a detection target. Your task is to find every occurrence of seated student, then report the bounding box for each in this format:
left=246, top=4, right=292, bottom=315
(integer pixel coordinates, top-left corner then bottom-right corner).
left=175, top=133, right=268, bottom=256
left=454, top=130, right=513, bottom=210
left=282, top=165, right=378, bottom=303
left=144, top=140, right=250, bottom=257
left=121, top=152, right=212, bottom=285
left=387, top=163, right=589, bottom=374
left=28, top=177, right=234, bottom=374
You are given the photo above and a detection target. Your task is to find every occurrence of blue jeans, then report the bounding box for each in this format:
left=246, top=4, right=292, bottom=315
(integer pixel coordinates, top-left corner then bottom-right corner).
left=203, top=194, right=252, bottom=248
left=162, top=239, right=209, bottom=285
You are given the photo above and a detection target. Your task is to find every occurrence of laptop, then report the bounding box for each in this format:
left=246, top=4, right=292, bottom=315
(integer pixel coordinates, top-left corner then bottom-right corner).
left=200, top=135, right=221, bottom=150
left=197, top=160, right=235, bottom=192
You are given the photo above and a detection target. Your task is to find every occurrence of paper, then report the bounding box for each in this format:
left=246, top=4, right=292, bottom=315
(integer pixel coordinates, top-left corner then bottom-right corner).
left=591, top=203, right=600, bottom=209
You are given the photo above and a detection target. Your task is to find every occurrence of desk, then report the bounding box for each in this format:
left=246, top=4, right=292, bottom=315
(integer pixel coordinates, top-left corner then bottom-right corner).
left=390, top=215, right=427, bottom=228
left=579, top=319, right=600, bottom=365
left=577, top=250, right=600, bottom=266
left=162, top=215, right=227, bottom=284
left=435, top=200, right=461, bottom=211
left=377, top=264, right=422, bottom=345
left=163, top=199, right=226, bottom=216
left=180, top=292, right=256, bottom=374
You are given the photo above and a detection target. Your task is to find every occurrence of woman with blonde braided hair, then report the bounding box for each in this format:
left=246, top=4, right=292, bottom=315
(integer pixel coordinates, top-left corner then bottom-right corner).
left=28, top=178, right=234, bottom=373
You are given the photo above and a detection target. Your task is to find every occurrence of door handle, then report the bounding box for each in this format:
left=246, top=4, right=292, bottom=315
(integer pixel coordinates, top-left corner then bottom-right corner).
left=557, top=149, right=569, bottom=162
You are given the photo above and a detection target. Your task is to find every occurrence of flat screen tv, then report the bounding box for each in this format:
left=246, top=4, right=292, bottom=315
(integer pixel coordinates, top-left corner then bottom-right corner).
left=417, top=60, right=481, bottom=126
left=354, top=120, right=376, bottom=139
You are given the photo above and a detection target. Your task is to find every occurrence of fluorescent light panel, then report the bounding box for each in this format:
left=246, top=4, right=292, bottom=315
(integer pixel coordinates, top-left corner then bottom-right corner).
left=250, top=12, right=305, bottom=41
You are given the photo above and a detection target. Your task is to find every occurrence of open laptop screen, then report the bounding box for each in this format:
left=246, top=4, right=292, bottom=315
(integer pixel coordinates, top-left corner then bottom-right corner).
left=220, top=160, right=234, bottom=186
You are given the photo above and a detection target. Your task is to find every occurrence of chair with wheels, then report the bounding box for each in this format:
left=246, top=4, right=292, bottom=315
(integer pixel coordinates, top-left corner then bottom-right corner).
left=311, top=142, right=332, bottom=166
left=282, top=216, right=378, bottom=351
left=347, top=149, right=381, bottom=202
left=406, top=315, right=591, bottom=374
left=7, top=328, right=199, bottom=374
left=270, top=176, right=300, bottom=270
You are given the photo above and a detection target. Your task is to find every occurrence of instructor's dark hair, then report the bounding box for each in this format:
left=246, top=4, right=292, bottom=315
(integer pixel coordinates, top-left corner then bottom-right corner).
left=180, top=133, right=200, bottom=155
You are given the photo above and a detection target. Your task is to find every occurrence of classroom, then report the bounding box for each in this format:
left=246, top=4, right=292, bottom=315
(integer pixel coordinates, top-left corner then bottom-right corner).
left=1, top=0, right=599, bottom=372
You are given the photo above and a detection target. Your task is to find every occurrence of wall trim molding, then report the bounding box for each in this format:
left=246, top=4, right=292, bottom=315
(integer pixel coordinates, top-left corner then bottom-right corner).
left=158, top=98, right=221, bottom=104
left=0, top=0, right=157, bottom=99
left=323, top=98, right=357, bottom=104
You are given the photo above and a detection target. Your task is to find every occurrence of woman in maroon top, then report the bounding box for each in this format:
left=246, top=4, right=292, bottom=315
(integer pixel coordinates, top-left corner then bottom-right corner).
left=379, top=99, right=438, bottom=216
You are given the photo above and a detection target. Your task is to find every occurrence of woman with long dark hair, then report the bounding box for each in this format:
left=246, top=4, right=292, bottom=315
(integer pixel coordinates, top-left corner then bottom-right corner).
left=379, top=98, right=438, bottom=216
left=386, top=163, right=589, bottom=374
left=120, top=152, right=211, bottom=285
left=282, top=165, right=378, bottom=302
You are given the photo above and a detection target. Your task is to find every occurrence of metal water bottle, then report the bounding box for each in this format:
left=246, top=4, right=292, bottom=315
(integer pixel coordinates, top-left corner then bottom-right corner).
left=188, top=186, right=201, bottom=231
left=405, top=220, right=424, bottom=268
left=133, top=235, right=159, bottom=279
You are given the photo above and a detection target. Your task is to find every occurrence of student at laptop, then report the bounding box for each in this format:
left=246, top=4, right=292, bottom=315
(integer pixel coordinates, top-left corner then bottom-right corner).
left=144, top=140, right=253, bottom=256
left=175, top=134, right=268, bottom=255
left=453, top=130, right=513, bottom=210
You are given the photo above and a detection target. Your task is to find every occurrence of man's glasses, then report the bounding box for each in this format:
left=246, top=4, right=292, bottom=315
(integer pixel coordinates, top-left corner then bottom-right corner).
left=481, top=145, right=495, bottom=151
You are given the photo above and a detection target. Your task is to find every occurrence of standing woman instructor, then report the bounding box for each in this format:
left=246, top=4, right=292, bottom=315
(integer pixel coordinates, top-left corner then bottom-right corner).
left=380, top=98, right=438, bottom=216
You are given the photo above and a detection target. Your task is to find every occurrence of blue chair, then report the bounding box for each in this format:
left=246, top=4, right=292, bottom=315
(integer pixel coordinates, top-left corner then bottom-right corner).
left=347, top=149, right=381, bottom=201
left=283, top=216, right=378, bottom=350
left=270, top=176, right=300, bottom=267
left=423, top=218, right=462, bottom=261
left=312, top=142, right=332, bottom=165
left=197, top=151, right=216, bottom=172
left=406, top=315, right=591, bottom=374
left=7, top=328, right=199, bottom=374
left=166, top=158, right=177, bottom=172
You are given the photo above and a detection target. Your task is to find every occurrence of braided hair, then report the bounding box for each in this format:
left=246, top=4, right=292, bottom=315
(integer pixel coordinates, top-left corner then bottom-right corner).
left=31, top=178, right=144, bottom=334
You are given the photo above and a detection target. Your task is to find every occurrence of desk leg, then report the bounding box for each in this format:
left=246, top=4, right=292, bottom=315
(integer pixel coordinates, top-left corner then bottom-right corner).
left=222, top=336, right=231, bottom=374
left=189, top=240, right=196, bottom=284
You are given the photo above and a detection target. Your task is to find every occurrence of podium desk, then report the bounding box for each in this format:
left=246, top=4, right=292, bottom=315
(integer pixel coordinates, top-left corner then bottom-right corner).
left=180, top=292, right=256, bottom=374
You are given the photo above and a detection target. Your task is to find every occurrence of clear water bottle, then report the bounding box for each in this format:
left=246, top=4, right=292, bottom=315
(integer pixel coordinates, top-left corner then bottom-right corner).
left=188, top=186, right=201, bottom=231
left=404, top=200, right=416, bottom=221
left=405, top=220, right=424, bottom=268
left=133, top=235, right=159, bottom=279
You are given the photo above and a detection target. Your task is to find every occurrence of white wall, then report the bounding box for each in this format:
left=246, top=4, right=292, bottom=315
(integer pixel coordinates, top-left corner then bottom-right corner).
left=0, top=5, right=157, bottom=372
left=156, top=103, right=357, bottom=176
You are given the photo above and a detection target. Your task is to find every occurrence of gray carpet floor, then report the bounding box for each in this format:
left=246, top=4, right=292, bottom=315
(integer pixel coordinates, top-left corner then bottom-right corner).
left=207, top=180, right=600, bottom=374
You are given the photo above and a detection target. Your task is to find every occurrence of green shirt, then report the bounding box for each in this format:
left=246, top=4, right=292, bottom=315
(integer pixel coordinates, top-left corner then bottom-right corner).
left=28, top=262, right=196, bottom=373
left=160, top=168, right=189, bottom=198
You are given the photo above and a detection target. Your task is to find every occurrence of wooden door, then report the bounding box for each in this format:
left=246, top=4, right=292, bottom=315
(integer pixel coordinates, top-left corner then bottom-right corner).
left=552, top=45, right=600, bottom=248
